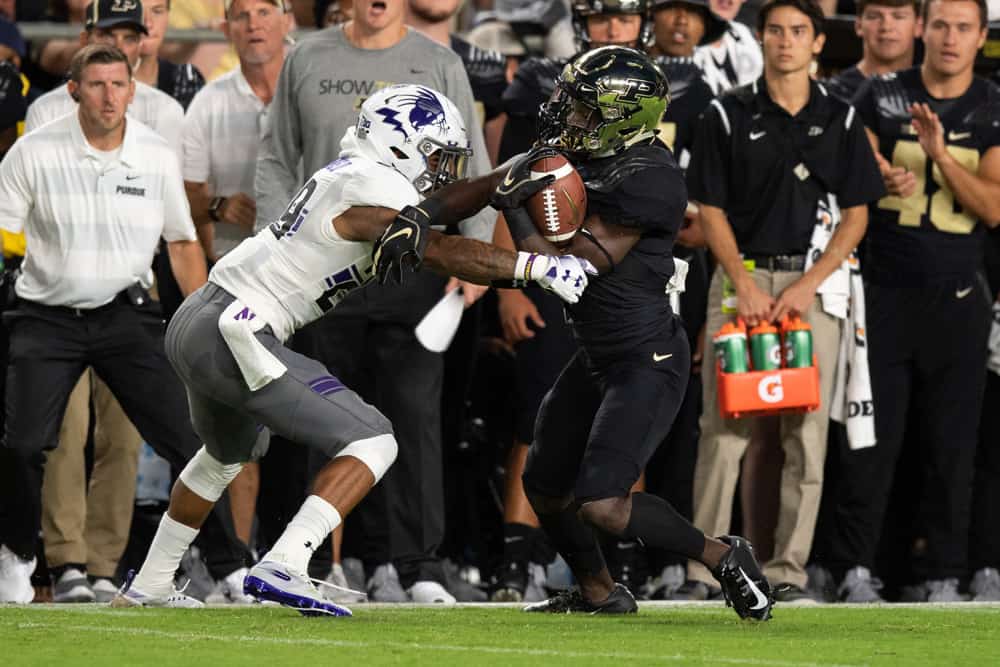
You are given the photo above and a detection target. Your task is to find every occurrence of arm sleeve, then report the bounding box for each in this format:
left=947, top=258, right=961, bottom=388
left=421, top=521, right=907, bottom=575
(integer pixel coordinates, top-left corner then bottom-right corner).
left=254, top=48, right=303, bottom=233
left=160, top=149, right=198, bottom=242
left=685, top=101, right=730, bottom=208
left=834, top=107, right=887, bottom=208
left=181, top=91, right=210, bottom=185
left=442, top=59, right=496, bottom=243
left=0, top=143, right=33, bottom=233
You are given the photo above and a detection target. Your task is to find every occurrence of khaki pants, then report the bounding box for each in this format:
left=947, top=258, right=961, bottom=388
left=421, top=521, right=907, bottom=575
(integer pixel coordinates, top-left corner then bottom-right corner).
left=41, top=369, right=142, bottom=578
left=688, top=267, right=839, bottom=589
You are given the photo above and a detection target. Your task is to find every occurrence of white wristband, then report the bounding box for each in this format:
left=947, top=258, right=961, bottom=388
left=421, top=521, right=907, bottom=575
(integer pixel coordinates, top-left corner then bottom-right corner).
left=514, top=251, right=546, bottom=283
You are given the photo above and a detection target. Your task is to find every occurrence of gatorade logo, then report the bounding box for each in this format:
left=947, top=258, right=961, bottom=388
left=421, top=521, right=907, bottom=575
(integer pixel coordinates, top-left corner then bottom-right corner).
left=757, top=375, right=784, bottom=404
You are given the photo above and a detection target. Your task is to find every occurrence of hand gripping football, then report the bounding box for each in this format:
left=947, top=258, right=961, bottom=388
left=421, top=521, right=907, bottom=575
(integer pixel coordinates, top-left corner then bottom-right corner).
left=524, top=154, right=587, bottom=247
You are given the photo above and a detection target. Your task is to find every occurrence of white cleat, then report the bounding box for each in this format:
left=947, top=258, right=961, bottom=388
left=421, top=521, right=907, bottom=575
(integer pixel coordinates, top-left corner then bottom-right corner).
left=407, top=580, right=456, bottom=604
left=0, top=545, right=35, bottom=604
left=109, top=570, right=204, bottom=608
left=243, top=560, right=352, bottom=617
left=205, top=567, right=255, bottom=605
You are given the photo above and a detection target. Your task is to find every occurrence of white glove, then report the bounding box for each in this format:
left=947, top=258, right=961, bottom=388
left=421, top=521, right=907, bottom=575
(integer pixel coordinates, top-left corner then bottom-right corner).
left=515, top=252, right=598, bottom=304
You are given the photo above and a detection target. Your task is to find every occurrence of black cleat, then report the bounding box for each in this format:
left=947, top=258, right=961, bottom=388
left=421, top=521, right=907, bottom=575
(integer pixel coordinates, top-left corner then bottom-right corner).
left=523, top=583, right=638, bottom=614
left=490, top=560, right=528, bottom=602
left=711, top=536, right=773, bottom=621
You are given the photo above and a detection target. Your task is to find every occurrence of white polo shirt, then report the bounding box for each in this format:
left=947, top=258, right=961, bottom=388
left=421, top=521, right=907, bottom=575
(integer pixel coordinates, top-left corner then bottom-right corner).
left=0, top=111, right=197, bottom=309
left=25, top=80, right=184, bottom=150
left=182, top=68, right=268, bottom=257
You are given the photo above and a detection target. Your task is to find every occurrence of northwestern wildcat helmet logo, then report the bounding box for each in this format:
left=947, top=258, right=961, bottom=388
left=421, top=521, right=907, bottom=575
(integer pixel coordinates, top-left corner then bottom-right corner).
left=375, top=87, right=449, bottom=140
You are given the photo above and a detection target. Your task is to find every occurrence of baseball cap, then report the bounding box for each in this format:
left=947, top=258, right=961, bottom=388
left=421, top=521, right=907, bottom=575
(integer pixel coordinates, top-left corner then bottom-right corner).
left=0, top=18, right=26, bottom=59
left=224, top=0, right=286, bottom=14
left=85, top=0, right=149, bottom=35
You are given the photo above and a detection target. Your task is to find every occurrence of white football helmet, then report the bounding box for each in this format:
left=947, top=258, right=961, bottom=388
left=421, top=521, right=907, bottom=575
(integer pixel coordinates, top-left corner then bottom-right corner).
left=353, top=84, right=472, bottom=193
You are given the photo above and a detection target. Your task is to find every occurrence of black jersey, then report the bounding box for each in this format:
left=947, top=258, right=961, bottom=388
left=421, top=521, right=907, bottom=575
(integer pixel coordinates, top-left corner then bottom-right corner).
left=824, top=65, right=867, bottom=105
left=568, top=140, right=687, bottom=361
left=498, top=57, right=565, bottom=161
left=651, top=56, right=715, bottom=161
left=157, top=59, right=206, bottom=111
left=854, top=68, right=1000, bottom=286
left=451, top=34, right=508, bottom=124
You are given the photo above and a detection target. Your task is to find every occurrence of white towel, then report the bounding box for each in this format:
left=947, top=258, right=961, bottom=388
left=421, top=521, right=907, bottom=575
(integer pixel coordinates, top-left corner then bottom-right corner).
left=666, top=257, right=689, bottom=315
left=805, top=194, right=877, bottom=449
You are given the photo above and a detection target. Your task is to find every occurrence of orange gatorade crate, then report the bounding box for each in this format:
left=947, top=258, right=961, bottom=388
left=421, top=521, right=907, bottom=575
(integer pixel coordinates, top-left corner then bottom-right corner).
left=716, top=358, right=821, bottom=419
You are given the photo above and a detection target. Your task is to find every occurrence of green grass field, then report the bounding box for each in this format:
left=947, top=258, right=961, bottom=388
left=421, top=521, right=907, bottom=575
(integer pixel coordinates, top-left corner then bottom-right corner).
left=2, top=603, right=999, bottom=666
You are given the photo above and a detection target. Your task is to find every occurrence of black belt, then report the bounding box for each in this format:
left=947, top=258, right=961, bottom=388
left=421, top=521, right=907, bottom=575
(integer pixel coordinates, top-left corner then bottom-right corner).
left=23, top=285, right=150, bottom=318
left=742, top=253, right=807, bottom=272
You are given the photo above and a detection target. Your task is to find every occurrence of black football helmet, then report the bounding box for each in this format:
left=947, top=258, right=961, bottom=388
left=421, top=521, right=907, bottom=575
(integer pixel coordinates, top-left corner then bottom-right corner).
left=571, top=0, right=654, bottom=51
left=538, top=46, right=670, bottom=158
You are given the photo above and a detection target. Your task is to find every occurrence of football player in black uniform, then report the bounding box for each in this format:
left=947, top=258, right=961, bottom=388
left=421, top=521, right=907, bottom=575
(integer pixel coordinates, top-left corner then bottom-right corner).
left=490, top=0, right=654, bottom=602
left=824, top=0, right=1000, bottom=602
left=377, top=45, right=774, bottom=619
left=824, top=0, right=921, bottom=104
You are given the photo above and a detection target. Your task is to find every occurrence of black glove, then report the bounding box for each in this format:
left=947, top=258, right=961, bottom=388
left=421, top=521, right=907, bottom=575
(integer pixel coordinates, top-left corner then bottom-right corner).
left=490, top=145, right=561, bottom=211
left=372, top=205, right=430, bottom=286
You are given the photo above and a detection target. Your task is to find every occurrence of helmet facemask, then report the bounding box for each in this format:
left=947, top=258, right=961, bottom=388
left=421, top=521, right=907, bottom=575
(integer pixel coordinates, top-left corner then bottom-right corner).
left=411, top=137, right=471, bottom=193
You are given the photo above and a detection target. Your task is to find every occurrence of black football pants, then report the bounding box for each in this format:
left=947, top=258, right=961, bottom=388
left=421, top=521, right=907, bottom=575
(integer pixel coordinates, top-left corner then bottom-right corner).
left=825, top=278, right=990, bottom=580
left=0, top=299, right=252, bottom=579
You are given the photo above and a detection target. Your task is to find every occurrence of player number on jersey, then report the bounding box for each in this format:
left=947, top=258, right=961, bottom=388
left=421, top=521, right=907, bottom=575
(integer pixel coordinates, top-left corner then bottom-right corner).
left=271, top=178, right=319, bottom=240
left=877, top=140, right=980, bottom=234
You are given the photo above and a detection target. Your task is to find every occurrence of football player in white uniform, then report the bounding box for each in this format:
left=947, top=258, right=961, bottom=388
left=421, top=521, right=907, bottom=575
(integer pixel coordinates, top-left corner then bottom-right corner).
left=113, top=84, right=594, bottom=614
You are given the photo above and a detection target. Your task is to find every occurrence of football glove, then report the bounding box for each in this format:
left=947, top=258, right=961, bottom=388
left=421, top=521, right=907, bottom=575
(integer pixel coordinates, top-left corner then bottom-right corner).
left=490, top=146, right=561, bottom=211
left=372, top=205, right=430, bottom=286
left=515, top=252, right=598, bottom=304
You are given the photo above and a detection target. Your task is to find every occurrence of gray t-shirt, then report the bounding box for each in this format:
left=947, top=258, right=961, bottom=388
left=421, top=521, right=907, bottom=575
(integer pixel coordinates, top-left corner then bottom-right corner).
left=255, top=26, right=495, bottom=242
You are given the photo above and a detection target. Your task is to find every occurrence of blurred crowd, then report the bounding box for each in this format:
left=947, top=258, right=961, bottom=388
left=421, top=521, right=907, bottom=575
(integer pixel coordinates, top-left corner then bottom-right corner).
left=0, top=0, right=998, bottom=606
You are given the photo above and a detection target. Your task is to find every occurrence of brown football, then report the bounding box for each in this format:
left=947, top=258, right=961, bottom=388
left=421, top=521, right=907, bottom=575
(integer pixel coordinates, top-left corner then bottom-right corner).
left=524, top=154, right=587, bottom=247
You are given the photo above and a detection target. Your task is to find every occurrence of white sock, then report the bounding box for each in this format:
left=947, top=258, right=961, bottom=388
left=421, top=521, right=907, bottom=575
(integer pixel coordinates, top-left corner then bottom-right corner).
left=131, top=513, right=199, bottom=597
left=264, top=495, right=342, bottom=574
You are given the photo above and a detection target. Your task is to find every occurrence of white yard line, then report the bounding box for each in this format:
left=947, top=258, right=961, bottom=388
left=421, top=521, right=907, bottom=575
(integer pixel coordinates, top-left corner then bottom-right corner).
left=10, top=621, right=868, bottom=667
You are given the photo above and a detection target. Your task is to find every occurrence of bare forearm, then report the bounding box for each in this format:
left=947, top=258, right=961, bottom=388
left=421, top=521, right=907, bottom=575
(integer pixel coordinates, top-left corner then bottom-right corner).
left=936, top=153, right=1000, bottom=227
left=184, top=182, right=212, bottom=226
left=424, top=233, right=516, bottom=284
left=167, top=240, right=208, bottom=296
left=423, top=168, right=506, bottom=226
left=801, top=204, right=867, bottom=288
left=700, top=205, right=748, bottom=287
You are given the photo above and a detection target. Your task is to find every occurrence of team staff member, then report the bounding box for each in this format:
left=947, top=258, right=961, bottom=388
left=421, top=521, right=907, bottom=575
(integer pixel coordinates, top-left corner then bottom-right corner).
left=0, top=45, right=234, bottom=604
left=254, top=0, right=494, bottom=604
left=20, top=0, right=189, bottom=605
left=823, top=0, right=1000, bottom=603
left=686, top=0, right=885, bottom=602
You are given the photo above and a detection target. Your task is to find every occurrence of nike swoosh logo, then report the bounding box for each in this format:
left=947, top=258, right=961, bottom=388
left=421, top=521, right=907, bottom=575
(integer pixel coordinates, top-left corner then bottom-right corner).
left=749, top=131, right=766, bottom=141
left=652, top=353, right=673, bottom=362
left=268, top=569, right=292, bottom=582
left=738, top=566, right=770, bottom=611
left=383, top=227, right=413, bottom=244
left=502, top=171, right=516, bottom=188
left=956, top=286, right=973, bottom=299
left=126, top=175, right=140, bottom=181
left=948, top=131, right=971, bottom=141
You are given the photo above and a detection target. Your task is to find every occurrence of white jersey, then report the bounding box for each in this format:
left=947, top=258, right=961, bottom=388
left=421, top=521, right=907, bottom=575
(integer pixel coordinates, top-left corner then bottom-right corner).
left=210, top=149, right=419, bottom=342
left=694, top=21, right=763, bottom=95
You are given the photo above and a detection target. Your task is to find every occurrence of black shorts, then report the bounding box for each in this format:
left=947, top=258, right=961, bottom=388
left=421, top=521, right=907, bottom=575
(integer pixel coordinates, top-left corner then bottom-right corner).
left=523, top=316, right=690, bottom=503
left=513, top=285, right=577, bottom=444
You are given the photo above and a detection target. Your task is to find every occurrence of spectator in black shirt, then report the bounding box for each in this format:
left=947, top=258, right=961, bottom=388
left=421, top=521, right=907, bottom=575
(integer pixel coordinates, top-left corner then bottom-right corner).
left=685, top=0, right=885, bottom=603
left=824, top=0, right=921, bottom=104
